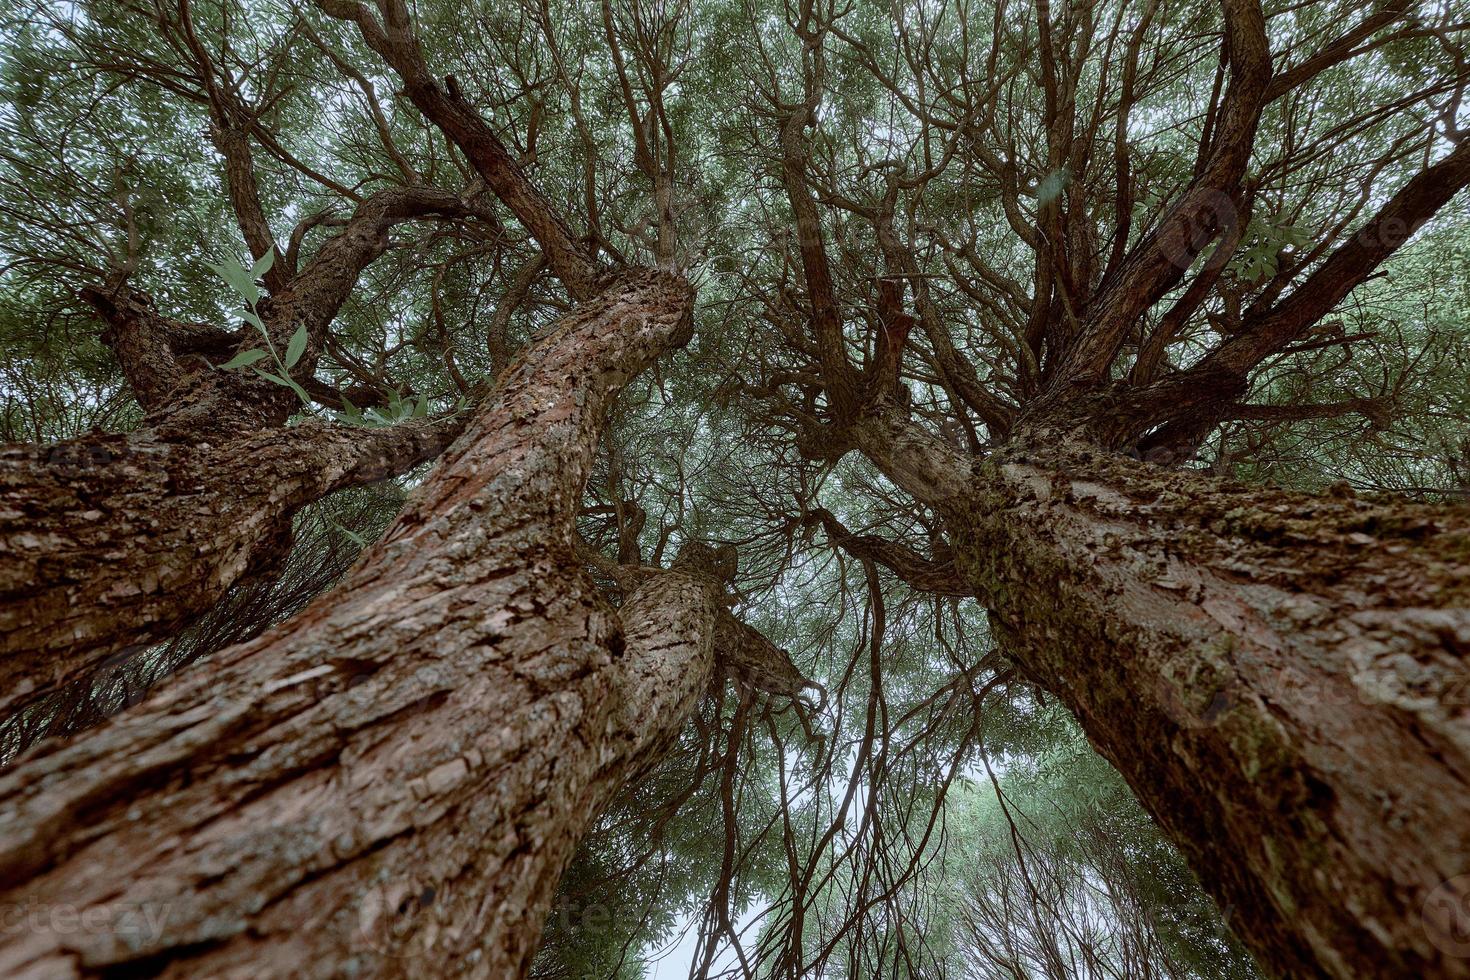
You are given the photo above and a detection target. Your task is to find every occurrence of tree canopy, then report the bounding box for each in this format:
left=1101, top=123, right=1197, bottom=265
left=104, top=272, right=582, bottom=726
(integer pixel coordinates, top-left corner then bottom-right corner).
left=1, top=0, right=1468, bottom=976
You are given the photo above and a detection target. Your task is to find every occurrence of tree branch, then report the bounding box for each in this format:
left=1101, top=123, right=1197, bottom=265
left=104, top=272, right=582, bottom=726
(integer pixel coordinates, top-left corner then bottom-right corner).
left=804, top=508, right=969, bottom=596
left=317, top=0, right=603, bottom=299
left=1047, top=0, right=1270, bottom=395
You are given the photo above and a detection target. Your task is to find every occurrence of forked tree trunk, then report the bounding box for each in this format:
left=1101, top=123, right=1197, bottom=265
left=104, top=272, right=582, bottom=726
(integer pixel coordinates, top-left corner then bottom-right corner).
left=859, top=408, right=1470, bottom=978
left=0, top=270, right=724, bottom=979
left=0, top=186, right=476, bottom=719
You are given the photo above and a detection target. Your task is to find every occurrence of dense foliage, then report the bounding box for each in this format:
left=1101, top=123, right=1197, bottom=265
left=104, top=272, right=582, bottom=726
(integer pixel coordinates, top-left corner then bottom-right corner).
left=2, top=0, right=1466, bottom=975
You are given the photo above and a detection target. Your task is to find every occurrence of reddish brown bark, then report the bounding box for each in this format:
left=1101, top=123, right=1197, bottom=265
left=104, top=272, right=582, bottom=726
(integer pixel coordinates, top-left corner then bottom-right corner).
left=0, top=416, right=462, bottom=719
left=0, top=269, right=798, bottom=980
left=854, top=405, right=1470, bottom=979
left=6, top=0, right=1462, bottom=975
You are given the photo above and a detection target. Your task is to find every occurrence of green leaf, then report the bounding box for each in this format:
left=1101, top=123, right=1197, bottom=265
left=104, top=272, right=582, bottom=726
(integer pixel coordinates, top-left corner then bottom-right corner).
left=216, top=348, right=269, bottom=370
left=207, top=257, right=259, bottom=305
left=284, top=323, right=308, bottom=368
left=327, top=518, right=369, bottom=548
left=411, top=396, right=428, bottom=419
left=251, top=249, right=276, bottom=279
left=240, top=308, right=267, bottom=333
left=253, top=367, right=311, bottom=406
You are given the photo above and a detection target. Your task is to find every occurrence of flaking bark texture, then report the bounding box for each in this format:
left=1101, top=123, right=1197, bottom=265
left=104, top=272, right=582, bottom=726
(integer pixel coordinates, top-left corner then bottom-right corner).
left=0, top=185, right=478, bottom=718
left=0, top=417, right=461, bottom=719
left=955, top=444, right=1470, bottom=979
left=0, top=270, right=715, bottom=979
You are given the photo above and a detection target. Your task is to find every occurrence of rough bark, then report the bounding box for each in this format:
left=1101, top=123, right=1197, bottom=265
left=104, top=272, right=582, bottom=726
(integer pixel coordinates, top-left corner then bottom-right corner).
left=0, top=185, right=478, bottom=717
left=0, top=416, right=463, bottom=719
left=0, top=269, right=765, bottom=980
left=856, top=408, right=1470, bottom=978
left=968, top=449, right=1469, bottom=979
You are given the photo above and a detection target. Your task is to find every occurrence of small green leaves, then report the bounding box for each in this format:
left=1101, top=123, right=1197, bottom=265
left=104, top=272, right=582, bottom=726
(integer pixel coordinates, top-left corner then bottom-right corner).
left=208, top=254, right=314, bottom=409
left=1227, top=217, right=1314, bottom=283
left=352, top=390, right=431, bottom=427
left=210, top=249, right=274, bottom=305
left=334, top=392, right=441, bottom=427
left=215, top=348, right=270, bottom=370
left=208, top=253, right=431, bottom=424
left=335, top=395, right=364, bottom=426
left=284, top=322, right=308, bottom=368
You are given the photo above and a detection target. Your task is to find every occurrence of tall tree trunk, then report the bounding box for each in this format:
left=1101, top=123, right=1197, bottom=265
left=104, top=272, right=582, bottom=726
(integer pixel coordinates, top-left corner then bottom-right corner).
left=855, top=407, right=1470, bottom=979
left=0, top=270, right=735, bottom=979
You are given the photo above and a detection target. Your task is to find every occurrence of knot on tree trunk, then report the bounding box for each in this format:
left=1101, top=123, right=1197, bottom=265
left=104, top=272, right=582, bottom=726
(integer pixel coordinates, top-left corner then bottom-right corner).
left=672, top=540, right=738, bottom=582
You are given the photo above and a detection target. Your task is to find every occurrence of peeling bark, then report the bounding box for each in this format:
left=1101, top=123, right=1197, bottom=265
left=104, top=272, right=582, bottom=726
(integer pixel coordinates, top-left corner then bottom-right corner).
left=0, top=269, right=742, bottom=980
left=0, top=416, right=463, bottom=719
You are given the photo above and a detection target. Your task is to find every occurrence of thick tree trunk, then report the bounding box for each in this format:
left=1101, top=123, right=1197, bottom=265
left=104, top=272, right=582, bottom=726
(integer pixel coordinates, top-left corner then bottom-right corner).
left=0, top=270, right=719, bottom=979
left=855, top=408, right=1470, bottom=979
left=0, top=417, right=461, bottom=720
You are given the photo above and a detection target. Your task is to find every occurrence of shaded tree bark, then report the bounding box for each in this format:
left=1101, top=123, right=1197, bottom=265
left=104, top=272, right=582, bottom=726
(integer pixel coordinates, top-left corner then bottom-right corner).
left=0, top=417, right=461, bottom=719
left=0, top=185, right=474, bottom=718
left=0, top=269, right=799, bottom=979
left=852, top=406, right=1470, bottom=979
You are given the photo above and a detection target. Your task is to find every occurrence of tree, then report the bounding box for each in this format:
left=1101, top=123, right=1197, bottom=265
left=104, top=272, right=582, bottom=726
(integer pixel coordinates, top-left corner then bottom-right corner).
left=0, top=0, right=1467, bottom=976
